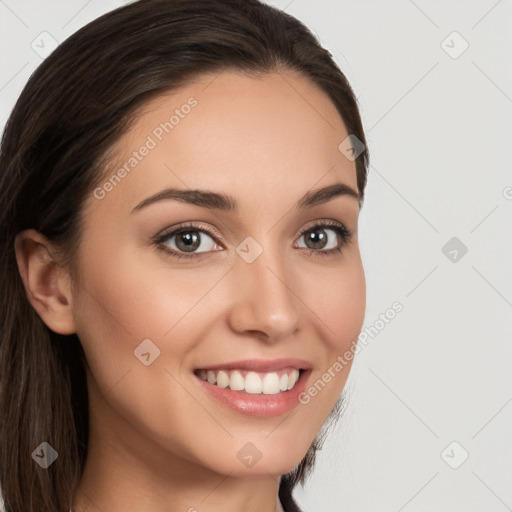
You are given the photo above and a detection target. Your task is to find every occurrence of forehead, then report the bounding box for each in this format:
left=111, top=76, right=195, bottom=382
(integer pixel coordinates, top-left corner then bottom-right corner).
left=92, top=70, right=357, bottom=215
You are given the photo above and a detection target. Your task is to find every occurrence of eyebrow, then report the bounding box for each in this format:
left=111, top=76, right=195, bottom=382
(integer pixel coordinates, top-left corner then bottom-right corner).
left=131, top=182, right=359, bottom=214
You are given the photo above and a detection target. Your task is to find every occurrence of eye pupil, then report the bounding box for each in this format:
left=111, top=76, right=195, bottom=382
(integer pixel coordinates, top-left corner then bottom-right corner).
left=305, top=228, right=327, bottom=250
left=176, top=231, right=201, bottom=252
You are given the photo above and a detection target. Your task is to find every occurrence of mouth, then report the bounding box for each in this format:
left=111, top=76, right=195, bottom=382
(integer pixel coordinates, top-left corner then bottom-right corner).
left=193, top=358, right=312, bottom=417
left=193, top=367, right=305, bottom=394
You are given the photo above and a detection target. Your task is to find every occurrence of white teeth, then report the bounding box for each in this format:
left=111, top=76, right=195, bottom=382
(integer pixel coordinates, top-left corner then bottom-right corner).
left=279, top=373, right=289, bottom=391
left=197, top=367, right=303, bottom=394
left=216, top=370, right=230, bottom=388
left=230, top=370, right=245, bottom=391
left=287, top=369, right=299, bottom=390
left=262, top=372, right=280, bottom=395
left=245, top=371, right=262, bottom=394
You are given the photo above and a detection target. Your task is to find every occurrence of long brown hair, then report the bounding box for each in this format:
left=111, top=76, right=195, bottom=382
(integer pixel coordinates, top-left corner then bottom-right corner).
left=0, top=1, right=369, bottom=510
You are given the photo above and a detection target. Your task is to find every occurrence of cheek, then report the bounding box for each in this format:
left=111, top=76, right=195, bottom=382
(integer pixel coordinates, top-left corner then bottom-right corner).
left=71, top=246, right=175, bottom=384
left=294, top=256, right=365, bottom=422
left=73, top=243, right=211, bottom=343
left=71, top=242, right=233, bottom=399
left=307, top=255, right=366, bottom=351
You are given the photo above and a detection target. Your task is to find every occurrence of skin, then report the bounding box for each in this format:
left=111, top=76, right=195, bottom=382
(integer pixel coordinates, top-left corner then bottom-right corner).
left=15, top=69, right=366, bottom=512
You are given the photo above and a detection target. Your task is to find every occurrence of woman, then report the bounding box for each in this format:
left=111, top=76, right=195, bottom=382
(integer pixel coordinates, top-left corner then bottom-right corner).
left=0, top=0, right=369, bottom=510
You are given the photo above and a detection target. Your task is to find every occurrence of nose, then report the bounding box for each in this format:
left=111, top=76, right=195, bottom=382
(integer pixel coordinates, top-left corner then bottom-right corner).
left=227, top=243, right=301, bottom=343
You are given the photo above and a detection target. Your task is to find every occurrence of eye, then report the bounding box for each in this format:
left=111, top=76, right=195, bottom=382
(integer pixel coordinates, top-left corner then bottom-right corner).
left=153, top=222, right=222, bottom=260
left=295, top=221, right=353, bottom=257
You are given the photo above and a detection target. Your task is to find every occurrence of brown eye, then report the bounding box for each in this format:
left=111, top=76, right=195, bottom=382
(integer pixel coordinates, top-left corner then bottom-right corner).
left=173, top=231, right=201, bottom=252
left=153, top=222, right=223, bottom=260
left=163, top=229, right=216, bottom=254
left=295, top=222, right=353, bottom=256
left=301, top=227, right=330, bottom=250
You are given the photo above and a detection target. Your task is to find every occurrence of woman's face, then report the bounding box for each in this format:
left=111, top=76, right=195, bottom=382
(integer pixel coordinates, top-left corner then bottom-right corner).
left=71, top=70, right=365, bottom=478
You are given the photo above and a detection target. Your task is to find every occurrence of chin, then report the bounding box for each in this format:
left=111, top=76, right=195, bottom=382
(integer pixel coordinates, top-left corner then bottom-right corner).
left=198, top=435, right=314, bottom=478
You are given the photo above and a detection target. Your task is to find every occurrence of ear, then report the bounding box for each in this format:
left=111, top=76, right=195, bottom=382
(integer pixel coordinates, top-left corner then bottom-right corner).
left=14, top=229, right=77, bottom=335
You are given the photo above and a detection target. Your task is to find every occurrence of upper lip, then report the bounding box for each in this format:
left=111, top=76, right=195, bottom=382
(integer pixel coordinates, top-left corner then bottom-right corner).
left=196, top=358, right=312, bottom=372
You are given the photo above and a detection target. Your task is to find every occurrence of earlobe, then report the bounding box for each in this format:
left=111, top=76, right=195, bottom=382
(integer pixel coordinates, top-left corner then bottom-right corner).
left=14, top=229, right=77, bottom=335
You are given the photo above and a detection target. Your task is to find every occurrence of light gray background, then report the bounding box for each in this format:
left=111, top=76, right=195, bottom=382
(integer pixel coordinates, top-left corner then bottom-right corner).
left=1, top=1, right=511, bottom=511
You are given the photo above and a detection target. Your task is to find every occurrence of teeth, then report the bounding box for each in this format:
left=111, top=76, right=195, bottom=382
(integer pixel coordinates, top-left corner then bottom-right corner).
left=262, top=372, right=280, bottom=395
left=197, top=367, right=303, bottom=394
left=245, top=372, right=262, bottom=394
left=279, top=373, right=289, bottom=391
left=230, top=370, right=245, bottom=391
left=287, top=369, right=299, bottom=390
left=216, top=370, right=230, bottom=388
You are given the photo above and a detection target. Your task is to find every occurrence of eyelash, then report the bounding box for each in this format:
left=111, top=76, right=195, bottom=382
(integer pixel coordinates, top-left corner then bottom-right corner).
left=153, top=220, right=354, bottom=261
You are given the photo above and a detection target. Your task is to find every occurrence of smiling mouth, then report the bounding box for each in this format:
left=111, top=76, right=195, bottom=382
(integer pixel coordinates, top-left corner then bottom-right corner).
left=193, top=367, right=305, bottom=395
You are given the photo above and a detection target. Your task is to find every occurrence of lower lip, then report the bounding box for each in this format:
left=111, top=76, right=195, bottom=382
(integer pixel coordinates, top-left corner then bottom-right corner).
left=195, top=370, right=311, bottom=417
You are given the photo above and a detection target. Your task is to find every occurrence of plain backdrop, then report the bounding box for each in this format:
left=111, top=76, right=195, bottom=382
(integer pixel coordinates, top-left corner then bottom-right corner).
left=0, top=1, right=511, bottom=511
